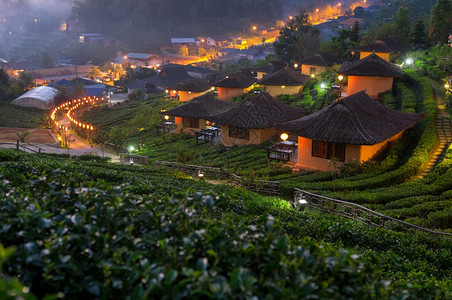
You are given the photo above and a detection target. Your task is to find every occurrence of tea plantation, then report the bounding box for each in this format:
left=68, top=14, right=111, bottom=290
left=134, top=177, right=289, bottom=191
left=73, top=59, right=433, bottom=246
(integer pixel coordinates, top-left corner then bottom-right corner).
left=0, top=150, right=451, bottom=299
left=80, top=72, right=452, bottom=229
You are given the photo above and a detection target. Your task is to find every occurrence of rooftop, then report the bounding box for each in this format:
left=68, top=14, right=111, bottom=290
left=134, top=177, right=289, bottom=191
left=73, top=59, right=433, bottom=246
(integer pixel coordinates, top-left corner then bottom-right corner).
left=338, top=53, right=403, bottom=77
left=208, top=92, right=307, bottom=129
left=164, top=93, right=238, bottom=118
left=278, top=91, right=424, bottom=145
left=213, top=72, right=256, bottom=88
left=257, top=66, right=310, bottom=86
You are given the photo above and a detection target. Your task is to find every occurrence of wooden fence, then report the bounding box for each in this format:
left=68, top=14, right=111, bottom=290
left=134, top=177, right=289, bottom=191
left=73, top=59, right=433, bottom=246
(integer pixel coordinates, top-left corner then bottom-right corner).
left=120, top=153, right=149, bottom=165
left=293, top=188, right=452, bottom=239
left=154, top=160, right=280, bottom=195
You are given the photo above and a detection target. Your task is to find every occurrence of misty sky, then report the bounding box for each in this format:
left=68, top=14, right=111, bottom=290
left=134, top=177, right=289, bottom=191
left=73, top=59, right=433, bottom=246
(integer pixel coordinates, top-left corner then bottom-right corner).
left=0, top=0, right=72, bottom=20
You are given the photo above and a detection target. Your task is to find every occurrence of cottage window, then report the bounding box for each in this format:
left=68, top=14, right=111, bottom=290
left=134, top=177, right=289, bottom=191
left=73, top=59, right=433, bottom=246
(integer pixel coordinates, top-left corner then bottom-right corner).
left=182, top=118, right=199, bottom=128
left=229, top=126, right=249, bottom=140
left=312, top=140, right=345, bottom=161
left=310, top=67, right=316, bottom=75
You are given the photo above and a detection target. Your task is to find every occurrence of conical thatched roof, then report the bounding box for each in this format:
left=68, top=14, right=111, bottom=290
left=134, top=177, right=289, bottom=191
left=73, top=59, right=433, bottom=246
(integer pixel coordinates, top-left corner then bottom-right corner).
left=167, top=78, right=211, bottom=92
left=257, top=66, right=310, bottom=86
left=208, top=92, right=307, bottom=129
left=278, top=91, right=424, bottom=145
left=354, top=38, right=407, bottom=53
left=299, top=52, right=343, bottom=67
left=164, top=93, right=238, bottom=119
left=213, top=72, right=255, bottom=88
left=338, top=53, right=403, bottom=77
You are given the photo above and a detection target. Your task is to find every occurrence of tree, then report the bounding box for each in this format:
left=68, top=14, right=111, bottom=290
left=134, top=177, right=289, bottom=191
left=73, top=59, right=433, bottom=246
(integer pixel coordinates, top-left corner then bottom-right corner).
left=0, top=68, right=10, bottom=100
left=412, top=17, right=427, bottom=49
left=429, top=0, right=452, bottom=44
left=179, top=45, right=189, bottom=56
left=353, top=6, right=365, bottom=18
left=18, top=72, right=33, bottom=92
left=274, top=10, right=320, bottom=63
left=394, top=7, right=411, bottom=45
left=41, top=52, right=54, bottom=68
left=87, top=66, right=102, bottom=80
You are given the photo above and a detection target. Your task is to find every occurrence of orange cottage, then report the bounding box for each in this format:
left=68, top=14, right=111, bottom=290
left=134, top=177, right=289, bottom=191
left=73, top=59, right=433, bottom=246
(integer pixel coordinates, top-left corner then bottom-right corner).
left=208, top=93, right=306, bottom=147
left=338, top=53, right=403, bottom=99
left=164, top=93, right=238, bottom=133
left=257, top=66, right=310, bottom=97
left=212, top=72, right=255, bottom=101
left=167, top=78, right=211, bottom=102
left=278, top=91, right=424, bottom=171
left=299, top=52, right=343, bottom=77
left=353, top=38, right=407, bottom=61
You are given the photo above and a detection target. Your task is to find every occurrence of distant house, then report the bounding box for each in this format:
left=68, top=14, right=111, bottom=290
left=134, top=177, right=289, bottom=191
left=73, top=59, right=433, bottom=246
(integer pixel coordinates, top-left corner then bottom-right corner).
left=338, top=53, right=403, bottom=98
left=238, top=48, right=266, bottom=61
left=11, top=86, right=61, bottom=110
left=184, top=64, right=213, bottom=79
left=353, top=38, right=407, bottom=61
left=146, top=65, right=192, bottom=89
left=164, top=93, right=238, bottom=133
left=26, top=65, right=93, bottom=85
left=171, top=38, right=196, bottom=45
left=122, top=79, right=163, bottom=95
left=299, top=52, right=343, bottom=76
left=78, top=33, right=115, bottom=46
left=212, top=72, right=256, bottom=101
left=49, top=78, right=108, bottom=98
left=167, top=78, right=211, bottom=102
left=257, top=66, right=310, bottom=97
left=278, top=91, right=424, bottom=171
left=339, top=18, right=362, bottom=29
left=208, top=93, right=306, bottom=147
left=253, top=61, right=287, bottom=79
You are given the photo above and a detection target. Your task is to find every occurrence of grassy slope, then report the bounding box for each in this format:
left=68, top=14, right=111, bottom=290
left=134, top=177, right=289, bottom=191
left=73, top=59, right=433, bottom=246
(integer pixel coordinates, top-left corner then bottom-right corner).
left=0, top=99, right=47, bottom=128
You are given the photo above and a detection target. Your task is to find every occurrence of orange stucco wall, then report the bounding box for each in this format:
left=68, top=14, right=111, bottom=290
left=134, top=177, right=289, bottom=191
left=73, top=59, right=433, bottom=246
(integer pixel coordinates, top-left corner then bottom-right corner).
left=264, top=85, right=302, bottom=97
left=295, top=132, right=403, bottom=171
left=175, top=117, right=207, bottom=134
left=220, top=125, right=277, bottom=147
left=301, top=65, right=327, bottom=76
left=347, top=76, right=394, bottom=99
left=179, top=90, right=208, bottom=102
left=360, top=51, right=390, bottom=61
left=257, top=71, right=267, bottom=79
left=218, top=87, right=248, bottom=101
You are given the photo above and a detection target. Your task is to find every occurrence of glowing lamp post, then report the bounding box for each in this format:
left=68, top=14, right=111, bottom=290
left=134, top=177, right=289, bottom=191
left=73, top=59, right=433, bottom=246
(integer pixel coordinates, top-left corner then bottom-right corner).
left=198, top=169, right=204, bottom=180
left=338, top=75, right=344, bottom=82
left=129, top=146, right=134, bottom=154
left=406, top=58, right=413, bottom=66
left=444, top=84, right=450, bottom=90
left=293, top=63, right=298, bottom=69
left=280, top=133, right=289, bottom=142
left=320, top=82, right=327, bottom=89
left=164, top=115, right=169, bottom=121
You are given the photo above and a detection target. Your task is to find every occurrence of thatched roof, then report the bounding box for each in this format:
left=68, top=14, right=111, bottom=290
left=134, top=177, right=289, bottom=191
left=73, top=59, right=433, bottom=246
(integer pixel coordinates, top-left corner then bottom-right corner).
left=208, top=92, right=307, bottom=129
left=164, top=94, right=238, bottom=118
left=257, top=66, right=310, bottom=86
left=278, top=91, right=424, bottom=145
left=167, top=78, right=211, bottom=92
left=299, top=52, right=343, bottom=67
left=213, top=72, right=255, bottom=88
left=338, top=53, right=403, bottom=77
left=354, top=38, right=407, bottom=53
left=254, top=61, right=287, bottom=74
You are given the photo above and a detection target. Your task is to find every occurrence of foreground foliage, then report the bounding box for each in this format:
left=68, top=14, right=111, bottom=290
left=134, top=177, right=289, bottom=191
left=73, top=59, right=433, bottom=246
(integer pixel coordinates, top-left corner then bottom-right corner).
left=0, top=150, right=451, bottom=298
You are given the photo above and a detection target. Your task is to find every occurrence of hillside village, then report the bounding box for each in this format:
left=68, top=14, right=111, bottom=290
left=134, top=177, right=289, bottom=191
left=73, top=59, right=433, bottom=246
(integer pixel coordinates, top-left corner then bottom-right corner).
left=0, top=0, right=451, bottom=298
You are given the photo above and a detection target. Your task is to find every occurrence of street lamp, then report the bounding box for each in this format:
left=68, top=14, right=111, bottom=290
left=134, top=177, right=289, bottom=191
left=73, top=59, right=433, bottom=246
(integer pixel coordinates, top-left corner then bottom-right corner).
left=129, top=146, right=134, bottom=153
left=338, top=75, right=344, bottom=82
left=293, top=63, right=298, bottom=69
left=406, top=58, right=413, bottom=66
left=320, top=82, right=326, bottom=89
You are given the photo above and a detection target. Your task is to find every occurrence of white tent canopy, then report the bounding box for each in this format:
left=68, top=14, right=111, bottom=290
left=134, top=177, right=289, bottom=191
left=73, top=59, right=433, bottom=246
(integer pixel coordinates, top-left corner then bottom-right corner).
left=11, top=86, right=60, bottom=110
